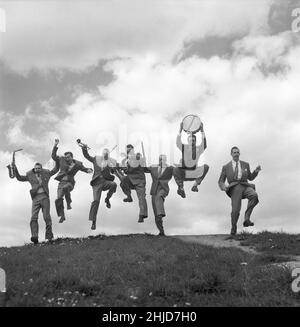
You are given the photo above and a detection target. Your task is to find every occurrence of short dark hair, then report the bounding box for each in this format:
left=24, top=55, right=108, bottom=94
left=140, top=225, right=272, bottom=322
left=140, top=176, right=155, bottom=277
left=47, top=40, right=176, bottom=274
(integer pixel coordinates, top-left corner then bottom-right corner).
left=126, top=144, right=134, bottom=149
left=64, top=152, right=73, bottom=158
left=34, top=163, right=42, bottom=168
left=231, top=146, right=240, bottom=153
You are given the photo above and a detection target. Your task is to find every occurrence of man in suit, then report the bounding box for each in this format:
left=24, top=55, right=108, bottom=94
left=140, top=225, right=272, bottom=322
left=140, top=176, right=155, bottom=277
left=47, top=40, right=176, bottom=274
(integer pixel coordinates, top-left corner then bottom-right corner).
left=173, top=121, right=209, bottom=198
left=52, top=139, right=93, bottom=223
left=218, top=146, right=261, bottom=236
left=80, top=145, right=117, bottom=230
left=13, top=142, right=59, bottom=244
left=120, top=144, right=148, bottom=223
left=146, top=155, right=174, bottom=236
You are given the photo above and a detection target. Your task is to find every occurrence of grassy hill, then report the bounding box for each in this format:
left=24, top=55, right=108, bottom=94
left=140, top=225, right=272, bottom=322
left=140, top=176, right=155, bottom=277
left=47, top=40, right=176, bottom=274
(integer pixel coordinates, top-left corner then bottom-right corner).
left=0, top=233, right=300, bottom=307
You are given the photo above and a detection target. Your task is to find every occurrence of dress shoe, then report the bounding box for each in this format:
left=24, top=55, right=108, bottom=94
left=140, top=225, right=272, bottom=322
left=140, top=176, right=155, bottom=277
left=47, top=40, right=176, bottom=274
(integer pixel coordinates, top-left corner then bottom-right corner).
left=105, top=198, right=111, bottom=208
left=123, top=196, right=133, bottom=202
left=230, top=226, right=237, bottom=236
left=30, top=237, right=39, bottom=245
left=177, top=187, right=186, bottom=198
left=243, top=220, right=254, bottom=227
left=191, top=185, right=198, bottom=192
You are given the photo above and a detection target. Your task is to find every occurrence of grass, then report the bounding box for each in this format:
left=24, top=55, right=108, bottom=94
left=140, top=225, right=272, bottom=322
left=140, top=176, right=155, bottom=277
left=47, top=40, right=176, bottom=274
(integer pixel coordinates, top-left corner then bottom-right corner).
left=0, top=233, right=299, bottom=307
left=238, top=231, right=300, bottom=256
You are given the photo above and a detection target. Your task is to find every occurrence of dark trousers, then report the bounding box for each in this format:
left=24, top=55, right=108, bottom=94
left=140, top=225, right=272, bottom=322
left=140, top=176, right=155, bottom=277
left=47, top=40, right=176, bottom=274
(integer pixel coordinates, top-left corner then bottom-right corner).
left=120, top=177, right=148, bottom=217
left=230, top=184, right=259, bottom=231
left=89, top=180, right=117, bottom=223
left=151, top=186, right=168, bottom=234
left=57, top=181, right=74, bottom=204
left=173, top=164, right=209, bottom=188
left=55, top=181, right=74, bottom=217
left=31, top=193, right=53, bottom=240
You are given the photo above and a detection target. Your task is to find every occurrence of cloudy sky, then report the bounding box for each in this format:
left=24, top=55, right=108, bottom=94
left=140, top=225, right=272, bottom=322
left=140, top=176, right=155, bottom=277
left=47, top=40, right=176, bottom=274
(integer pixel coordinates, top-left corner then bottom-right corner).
left=0, top=0, right=299, bottom=247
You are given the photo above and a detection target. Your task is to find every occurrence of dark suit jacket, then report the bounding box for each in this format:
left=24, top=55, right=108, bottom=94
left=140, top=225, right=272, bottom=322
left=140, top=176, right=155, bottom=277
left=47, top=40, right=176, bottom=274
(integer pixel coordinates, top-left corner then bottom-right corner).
left=81, top=147, right=115, bottom=186
left=15, top=163, right=59, bottom=199
left=121, top=157, right=147, bottom=185
left=146, top=166, right=174, bottom=196
left=218, top=160, right=258, bottom=197
left=52, top=145, right=90, bottom=185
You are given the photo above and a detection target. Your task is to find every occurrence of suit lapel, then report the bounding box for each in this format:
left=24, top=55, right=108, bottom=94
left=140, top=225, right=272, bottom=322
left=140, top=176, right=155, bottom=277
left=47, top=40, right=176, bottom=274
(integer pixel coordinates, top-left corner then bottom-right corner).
left=159, top=166, right=169, bottom=179
left=227, top=162, right=234, bottom=180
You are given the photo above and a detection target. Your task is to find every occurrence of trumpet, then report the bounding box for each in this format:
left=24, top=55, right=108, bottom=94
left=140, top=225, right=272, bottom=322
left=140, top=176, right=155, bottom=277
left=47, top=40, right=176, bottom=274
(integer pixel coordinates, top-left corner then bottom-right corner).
left=7, top=149, right=23, bottom=178
left=76, top=139, right=91, bottom=150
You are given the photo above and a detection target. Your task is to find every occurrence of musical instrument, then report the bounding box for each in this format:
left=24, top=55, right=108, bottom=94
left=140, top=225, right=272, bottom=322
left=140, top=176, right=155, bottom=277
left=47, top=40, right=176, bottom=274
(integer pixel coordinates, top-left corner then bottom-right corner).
left=109, top=145, right=117, bottom=154
left=76, top=139, right=91, bottom=150
left=7, top=149, right=23, bottom=178
left=182, top=114, right=202, bottom=134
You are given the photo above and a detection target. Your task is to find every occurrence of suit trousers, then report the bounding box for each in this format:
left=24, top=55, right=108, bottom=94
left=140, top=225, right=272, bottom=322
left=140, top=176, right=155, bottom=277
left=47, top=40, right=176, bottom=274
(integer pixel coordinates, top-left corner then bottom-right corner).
left=151, top=187, right=168, bottom=233
left=31, top=193, right=53, bottom=240
left=151, top=187, right=167, bottom=218
left=230, top=184, right=259, bottom=229
left=120, top=177, right=148, bottom=217
left=173, top=164, right=209, bottom=188
left=89, top=180, right=117, bottom=223
left=57, top=181, right=74, bottom=205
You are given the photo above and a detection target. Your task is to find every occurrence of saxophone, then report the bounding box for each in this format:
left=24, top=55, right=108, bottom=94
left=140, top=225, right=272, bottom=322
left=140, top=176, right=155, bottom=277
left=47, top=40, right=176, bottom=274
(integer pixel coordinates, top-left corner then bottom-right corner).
left=7, top=149, right=23, bottom=178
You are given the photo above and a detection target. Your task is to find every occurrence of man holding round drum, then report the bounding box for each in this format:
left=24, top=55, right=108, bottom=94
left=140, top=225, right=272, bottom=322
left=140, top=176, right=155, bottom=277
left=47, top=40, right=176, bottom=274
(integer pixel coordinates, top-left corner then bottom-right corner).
left=173, top=115, right=209, bottom=198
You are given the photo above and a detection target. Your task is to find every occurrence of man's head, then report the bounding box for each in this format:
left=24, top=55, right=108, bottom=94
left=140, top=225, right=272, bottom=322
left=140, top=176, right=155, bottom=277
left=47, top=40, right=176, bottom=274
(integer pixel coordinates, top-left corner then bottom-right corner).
left=187, top=134, right=197, bottom=146
left=231, top=146, right=240, bottom=162
left=64, top=152, right=74, bottom=164
left=126, top=144, right=134, bottom=155
left=34, top=163, right=42, bottom=174
left=159, top=154, right=167, bottom=167
left=102, top=148, right=109, bottom=160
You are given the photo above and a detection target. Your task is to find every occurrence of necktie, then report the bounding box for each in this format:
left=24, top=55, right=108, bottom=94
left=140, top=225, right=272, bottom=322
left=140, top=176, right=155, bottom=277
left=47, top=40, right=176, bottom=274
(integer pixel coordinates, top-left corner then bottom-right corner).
left=192, top=144, right=196, bottom=160
left=158, top=166, right=162, bottom=177
left=234, top=162, right=239, bottom=180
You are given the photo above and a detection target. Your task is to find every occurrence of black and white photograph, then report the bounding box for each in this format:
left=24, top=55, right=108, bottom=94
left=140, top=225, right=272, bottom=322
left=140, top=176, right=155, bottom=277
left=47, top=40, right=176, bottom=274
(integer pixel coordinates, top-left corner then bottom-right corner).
left=0, top=0, right=300, bottom=313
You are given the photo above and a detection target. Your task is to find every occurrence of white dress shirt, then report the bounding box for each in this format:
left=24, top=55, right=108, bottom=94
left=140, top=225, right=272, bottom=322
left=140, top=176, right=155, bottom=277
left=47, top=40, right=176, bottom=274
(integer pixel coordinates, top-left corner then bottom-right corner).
left=232, top=160, right=242, bottom=180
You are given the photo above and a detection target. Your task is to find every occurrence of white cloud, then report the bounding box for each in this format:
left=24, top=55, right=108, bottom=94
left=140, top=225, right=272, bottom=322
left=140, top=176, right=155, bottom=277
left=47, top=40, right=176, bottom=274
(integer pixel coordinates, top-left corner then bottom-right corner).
left=1, top=2, right=300, bottom=247
left=0, top=0, right=272, bottom=72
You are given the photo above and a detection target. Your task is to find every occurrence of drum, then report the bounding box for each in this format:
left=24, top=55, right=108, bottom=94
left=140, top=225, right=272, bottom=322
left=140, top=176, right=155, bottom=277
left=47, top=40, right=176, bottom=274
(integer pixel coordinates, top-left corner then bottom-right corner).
left=182, top=114, right=202, bottom=134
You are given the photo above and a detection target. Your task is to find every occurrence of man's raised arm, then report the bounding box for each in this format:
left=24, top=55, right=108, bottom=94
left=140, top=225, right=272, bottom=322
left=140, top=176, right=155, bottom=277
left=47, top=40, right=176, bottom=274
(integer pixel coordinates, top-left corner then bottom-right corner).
left=79, top=162, right=93, bottom=174
left=14, top=165, right=28, bottom=182
left=248, top=164, right=261, bottom=181
left=52, top=138, right=60, bottom=161
left=198, top=123, right=207, bottom=155
left=176, top=122, right=183, bottom=150
left=81, top=145, right=94, bottom=163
